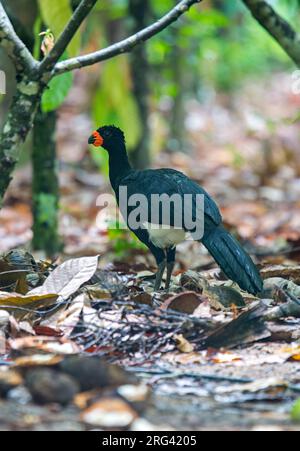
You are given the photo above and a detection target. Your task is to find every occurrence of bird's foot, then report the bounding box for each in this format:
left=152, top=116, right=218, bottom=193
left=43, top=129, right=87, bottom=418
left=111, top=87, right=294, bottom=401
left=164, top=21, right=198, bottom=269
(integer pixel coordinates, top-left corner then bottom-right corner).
left=154, top=260, right=167, bottom=291
left=165, top=262, right=175, bottom=291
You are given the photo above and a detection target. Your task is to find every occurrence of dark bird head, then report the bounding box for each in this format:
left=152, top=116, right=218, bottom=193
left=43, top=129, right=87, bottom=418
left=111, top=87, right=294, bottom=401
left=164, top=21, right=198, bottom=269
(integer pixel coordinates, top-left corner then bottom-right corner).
left=88, top=125, right=125, bottom=152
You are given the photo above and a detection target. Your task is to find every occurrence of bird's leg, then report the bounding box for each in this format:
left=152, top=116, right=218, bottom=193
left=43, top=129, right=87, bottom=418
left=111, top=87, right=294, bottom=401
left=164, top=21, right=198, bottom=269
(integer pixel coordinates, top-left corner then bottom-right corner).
left=165, top=247, right=176, bottom=291
left=165, top=262, right=175, bottom=290
left=154, top=260, right=167, bottom=291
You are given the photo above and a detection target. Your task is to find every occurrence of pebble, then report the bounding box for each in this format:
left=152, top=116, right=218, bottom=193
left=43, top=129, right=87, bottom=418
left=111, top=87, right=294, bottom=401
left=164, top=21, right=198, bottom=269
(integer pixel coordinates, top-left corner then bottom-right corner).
left=25, top=368, right=79, bottom=405
left=60, top=356, right=136, bottom=391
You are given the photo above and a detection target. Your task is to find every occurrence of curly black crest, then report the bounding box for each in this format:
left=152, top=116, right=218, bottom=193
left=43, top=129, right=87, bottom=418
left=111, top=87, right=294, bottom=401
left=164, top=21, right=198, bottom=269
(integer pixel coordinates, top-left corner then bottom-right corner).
left=97, top=125, right=125, bottom=144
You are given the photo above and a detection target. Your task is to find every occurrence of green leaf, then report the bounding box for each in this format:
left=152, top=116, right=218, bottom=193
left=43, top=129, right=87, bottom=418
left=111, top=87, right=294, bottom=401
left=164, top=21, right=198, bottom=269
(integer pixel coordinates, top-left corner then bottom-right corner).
left=41, top=70, right=73, bottom=112
left=37, top=0, right=81, bottom=57
left=291, top=399, right=300, bottom=422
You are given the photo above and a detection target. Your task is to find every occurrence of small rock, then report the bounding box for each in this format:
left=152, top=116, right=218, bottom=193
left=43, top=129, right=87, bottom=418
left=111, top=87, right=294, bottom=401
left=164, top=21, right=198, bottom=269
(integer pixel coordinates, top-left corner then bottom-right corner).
left=81, top=397, right=138, bottom=428
left=117, top=384, right=151, bottom=414
left=130, top=418, right=157, bottom=431
left=60, top=356, right=136, bottom=391
left=25, top=368, right=79, bottom=405
left=7, top=385, right=32, bottom=404
left=130, top=418, right=173, bottom=431
left=1, top=250, right=37, bottom=271
left=117, top=384, right=150, bottom=403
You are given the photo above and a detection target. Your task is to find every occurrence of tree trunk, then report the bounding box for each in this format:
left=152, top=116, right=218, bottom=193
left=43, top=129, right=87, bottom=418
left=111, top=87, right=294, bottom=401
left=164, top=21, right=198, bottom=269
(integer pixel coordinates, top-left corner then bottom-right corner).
left=168, top=30, right=186, bottom=153
left=31, top=15, right=61, bottom=255
left=3, top=5, right=61, bottom=255
left=0, top=78, right=42, bottom=205
left=32, top=107, right=61, bottom=256
left=128, top=0, right=151, bottom=169
left=0, top=2, right=42, bottom=206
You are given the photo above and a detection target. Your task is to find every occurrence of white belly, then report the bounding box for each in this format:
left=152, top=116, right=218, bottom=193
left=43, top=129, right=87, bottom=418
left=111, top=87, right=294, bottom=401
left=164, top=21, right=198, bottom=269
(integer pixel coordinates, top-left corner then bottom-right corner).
left=143, top=223, right=186, bottom=249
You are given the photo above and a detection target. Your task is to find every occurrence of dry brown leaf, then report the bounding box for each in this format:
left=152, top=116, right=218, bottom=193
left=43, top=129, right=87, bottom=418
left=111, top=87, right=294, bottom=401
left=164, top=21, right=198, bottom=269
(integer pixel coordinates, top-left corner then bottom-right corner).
left=40, top=294, right=85, bottom=337
left=9, top=336, right=80, bottom=355
left=18, top=321, right=35, bottom=335
left=29, top=256, right=99, bottom=300
left=85, top=285, right=112, bottom=301
left=13, top=354, right=63, bottom=368
left=261, top=265, right=300, bottom=283
left=33, top=326, right=63, bottom=337
left=39, top=30, right=55, bottom=56
left=215, top=378, right=288, bottom=395
left=192, top=301, right=212, bottom=318
left=131, top=292, right=152, bottom=306
left=210, top=351, right=242, bottom=364
left=174, top=334, right=194, bottom=353
left=0, top=369, right=23, bottom=388
left=288, top=354, right=300, bottom=362
left=0, top=270, right=29, bottom=293
left=0, top=292, right=58, bottom=318
left=160, top=291, right=202, bottom=314
left=164, top=351, right=204, bottom=365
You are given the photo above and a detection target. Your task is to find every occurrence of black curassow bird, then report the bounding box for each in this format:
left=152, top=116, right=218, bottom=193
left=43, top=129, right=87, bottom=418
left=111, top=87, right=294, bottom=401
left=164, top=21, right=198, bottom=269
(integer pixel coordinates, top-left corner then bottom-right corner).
left=89, top=126, right=263, bottom=295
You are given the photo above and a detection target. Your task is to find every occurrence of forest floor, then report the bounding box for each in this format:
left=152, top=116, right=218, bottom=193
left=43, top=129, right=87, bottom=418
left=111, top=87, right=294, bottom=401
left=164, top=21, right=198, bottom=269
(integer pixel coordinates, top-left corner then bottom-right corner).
left=0, top=71, right=300, bottom=431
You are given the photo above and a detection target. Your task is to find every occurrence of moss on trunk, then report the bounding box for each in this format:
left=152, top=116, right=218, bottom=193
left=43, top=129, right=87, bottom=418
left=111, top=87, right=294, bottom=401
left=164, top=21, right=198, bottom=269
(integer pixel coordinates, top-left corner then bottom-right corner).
left=32, top=108, right=61, bottom=256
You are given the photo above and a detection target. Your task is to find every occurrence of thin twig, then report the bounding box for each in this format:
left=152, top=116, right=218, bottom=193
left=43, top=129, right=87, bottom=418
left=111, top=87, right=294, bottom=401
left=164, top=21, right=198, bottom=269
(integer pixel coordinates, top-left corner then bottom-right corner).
left=53, top=0, right=202, bottom=75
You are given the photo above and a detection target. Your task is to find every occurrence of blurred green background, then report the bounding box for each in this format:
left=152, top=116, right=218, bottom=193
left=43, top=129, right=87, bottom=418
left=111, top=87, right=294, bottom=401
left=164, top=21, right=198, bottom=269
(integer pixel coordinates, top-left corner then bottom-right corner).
left=0, top=0, right=297, bottom=159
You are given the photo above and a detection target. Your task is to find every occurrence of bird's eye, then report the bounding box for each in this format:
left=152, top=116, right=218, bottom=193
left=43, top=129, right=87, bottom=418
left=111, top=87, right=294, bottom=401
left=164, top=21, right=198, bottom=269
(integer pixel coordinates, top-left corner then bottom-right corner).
left=100, top=130, right=110, bottom=139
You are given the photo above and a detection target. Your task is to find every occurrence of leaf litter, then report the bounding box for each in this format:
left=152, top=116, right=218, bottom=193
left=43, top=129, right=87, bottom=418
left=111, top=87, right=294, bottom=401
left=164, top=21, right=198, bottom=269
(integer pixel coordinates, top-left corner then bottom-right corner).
left=0, top=247, right=299, bottom=430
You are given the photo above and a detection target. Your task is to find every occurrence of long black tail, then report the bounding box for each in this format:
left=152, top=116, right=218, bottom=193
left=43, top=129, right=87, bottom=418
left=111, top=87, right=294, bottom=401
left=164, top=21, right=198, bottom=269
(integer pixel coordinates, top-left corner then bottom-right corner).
left=202, top=225, right=263, bottom=295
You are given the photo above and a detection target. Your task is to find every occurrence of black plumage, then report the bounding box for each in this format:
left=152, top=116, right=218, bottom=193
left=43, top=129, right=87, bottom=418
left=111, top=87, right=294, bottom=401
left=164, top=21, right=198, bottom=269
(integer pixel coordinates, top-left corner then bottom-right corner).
left=88, top=125, right=263, bottom=295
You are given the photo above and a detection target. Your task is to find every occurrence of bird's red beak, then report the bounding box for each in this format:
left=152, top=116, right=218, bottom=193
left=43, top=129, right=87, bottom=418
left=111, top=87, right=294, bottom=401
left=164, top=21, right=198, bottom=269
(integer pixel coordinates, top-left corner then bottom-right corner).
left=88, top=131, right=104, bottom=147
